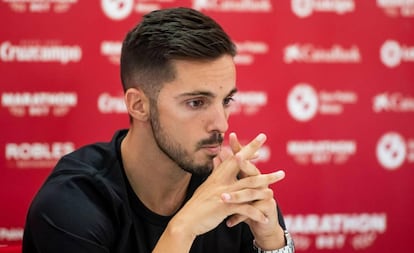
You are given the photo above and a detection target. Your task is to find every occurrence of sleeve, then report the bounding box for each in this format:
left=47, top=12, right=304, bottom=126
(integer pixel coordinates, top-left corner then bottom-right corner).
left=22, top=172, right=117, bottom=253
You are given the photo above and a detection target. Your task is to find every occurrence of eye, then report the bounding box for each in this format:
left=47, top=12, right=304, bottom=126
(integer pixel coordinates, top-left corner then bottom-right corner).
left=223, top=96, right=235, bottom=107
left=187, top=99, right=205, bottom=109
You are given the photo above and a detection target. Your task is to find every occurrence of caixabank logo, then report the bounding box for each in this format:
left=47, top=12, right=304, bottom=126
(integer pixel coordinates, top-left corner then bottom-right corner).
left=193, top=0, right=272, bottom=12
left=376, top=131, right=414, bottom=170
left=287, top=83, right=357, bottom=122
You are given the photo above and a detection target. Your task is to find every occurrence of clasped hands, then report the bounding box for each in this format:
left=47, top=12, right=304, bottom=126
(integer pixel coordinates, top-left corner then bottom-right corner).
left=169, top=132, right=286, bottom=250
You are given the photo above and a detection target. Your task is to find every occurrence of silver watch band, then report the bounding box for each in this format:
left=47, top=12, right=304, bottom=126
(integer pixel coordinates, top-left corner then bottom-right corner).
left=253, top=231, right=295, bottom=253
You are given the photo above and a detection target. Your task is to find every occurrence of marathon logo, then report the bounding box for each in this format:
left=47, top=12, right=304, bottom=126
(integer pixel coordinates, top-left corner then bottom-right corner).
left=100, top=40, right=122, bottom=65
left=231, top=91, right=268, bottom=116
left=4, top=0, right=78, bottom=13
left=377, top=0, right=414, bottom=17
left=0, top=41, right=82, bottom=64
left=286, top=140, right=356, bottom=165
left=285, top=213, right=387, bottom=250
left=1, top=92, right=78, bottom=117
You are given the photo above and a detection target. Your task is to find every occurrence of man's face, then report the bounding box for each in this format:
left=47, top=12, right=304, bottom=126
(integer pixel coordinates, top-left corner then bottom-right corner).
left=150, top=55, right=237, bottom=176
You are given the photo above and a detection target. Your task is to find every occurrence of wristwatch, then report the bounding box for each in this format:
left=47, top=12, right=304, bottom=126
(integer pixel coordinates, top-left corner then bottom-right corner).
left=253, top=231, right=295, bottom=253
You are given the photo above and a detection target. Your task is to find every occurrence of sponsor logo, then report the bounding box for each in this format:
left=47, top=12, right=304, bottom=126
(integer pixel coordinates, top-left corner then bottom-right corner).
left=380, top=40, right=414, bottom=68
left=231, top=91, right=267, bottom=116
left=193, top=0, right=272, bottom=12
left=1, top=92, right=78, bottom=117
left=234, top=41, right=269, bottom=65
left=101, top=40, right=122, bottom=65
left=291, top=0, right=355, bottom=18
left=287, top=139, right=356, bottom=165
left=376, top=131, right=414, bottom=170
left=2, top=0, right=78, bottom=13
left=101, top=0, right=134, bottom=20
left=98, top=93, right=127, bottom=114
left=373, top=92, right=414, bottom=113
left=0, top=41, right=82, bottom=64
left=5, top=142, right=75, bottom=169
left=284, top=43, right=361, bottom=64
left=285, top=213, right=387, bottom=250
left=287, top=83, right=357, bottom=122
left=0, top=227, right=23, bottom=242
left=377, top=0, right=414, bottom=17
left=101, top=0, right=174, bottom=20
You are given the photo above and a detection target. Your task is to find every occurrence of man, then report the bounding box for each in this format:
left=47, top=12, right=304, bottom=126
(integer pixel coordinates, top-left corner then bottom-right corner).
left=23, top=7, right=294, bottom=253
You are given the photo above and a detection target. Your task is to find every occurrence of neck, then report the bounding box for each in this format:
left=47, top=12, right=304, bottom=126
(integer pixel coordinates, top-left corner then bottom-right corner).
left=121, top=128, right=192, bottom=216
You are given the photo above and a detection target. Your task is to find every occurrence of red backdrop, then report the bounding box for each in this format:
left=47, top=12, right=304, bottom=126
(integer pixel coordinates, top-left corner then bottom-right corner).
left=1, top=0, right=413, bottom=251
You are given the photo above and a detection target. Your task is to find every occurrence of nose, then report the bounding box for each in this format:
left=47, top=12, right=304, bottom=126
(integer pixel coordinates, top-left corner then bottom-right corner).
left=207, top=104, right=229, bottom=134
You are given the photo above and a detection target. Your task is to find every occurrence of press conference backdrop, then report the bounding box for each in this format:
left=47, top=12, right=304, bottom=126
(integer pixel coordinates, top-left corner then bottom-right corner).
left=1, top=0, right=413, bottom=251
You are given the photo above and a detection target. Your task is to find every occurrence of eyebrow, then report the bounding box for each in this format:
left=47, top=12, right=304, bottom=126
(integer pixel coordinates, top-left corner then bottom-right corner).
left=175, top=87, right=238, bottom=99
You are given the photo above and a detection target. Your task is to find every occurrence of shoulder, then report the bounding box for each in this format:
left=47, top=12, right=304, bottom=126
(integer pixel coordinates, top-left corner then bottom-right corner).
left=24, top=130, right=130, bottom=250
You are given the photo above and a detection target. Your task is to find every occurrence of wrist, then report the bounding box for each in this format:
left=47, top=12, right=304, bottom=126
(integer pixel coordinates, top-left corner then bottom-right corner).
left=253, top=231, right=295, bottom=253
left=253, top=226, right=285, bottom=250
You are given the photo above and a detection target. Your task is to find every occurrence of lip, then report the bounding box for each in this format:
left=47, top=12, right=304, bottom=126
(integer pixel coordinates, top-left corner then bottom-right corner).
left=201, top=145, right=221, bottom=155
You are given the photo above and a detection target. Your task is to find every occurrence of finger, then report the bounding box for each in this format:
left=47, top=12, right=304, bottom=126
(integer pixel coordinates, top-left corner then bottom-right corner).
left=230, top=132, right=260, bottom=160
left=235, top=133, right=266, bottom=161
left=229, top=132, right=242, bottom=153
left=221, top=188, right=273, bottom=204
left=225, top=204, right=269, bottom=226
left=236, top=154, right=260, bottom=177
left=234, top=171, right=285, bottom=190
left=226, top=214, right=247, bottom=227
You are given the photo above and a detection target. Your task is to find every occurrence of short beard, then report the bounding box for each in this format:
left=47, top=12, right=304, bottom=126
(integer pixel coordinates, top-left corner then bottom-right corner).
left=149, top=100, right=222, bottom=176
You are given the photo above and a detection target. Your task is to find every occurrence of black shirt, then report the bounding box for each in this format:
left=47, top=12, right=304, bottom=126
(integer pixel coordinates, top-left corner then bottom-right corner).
left=23, top=130, right=286, bottom=253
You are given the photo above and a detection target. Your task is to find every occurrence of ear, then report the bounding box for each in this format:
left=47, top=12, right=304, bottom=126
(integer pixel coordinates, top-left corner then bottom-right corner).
left=124, top=88, right=150, bottom=122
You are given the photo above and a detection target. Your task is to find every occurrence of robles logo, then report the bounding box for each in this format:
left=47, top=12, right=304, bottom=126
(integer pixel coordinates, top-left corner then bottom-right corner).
left=5, top=142, right=75, bottom=169
left=287, top=83, right=357, bottom=122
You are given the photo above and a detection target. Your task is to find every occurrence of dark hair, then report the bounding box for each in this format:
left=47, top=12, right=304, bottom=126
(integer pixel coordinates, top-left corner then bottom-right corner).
left=120, top=7, right=237, bottom=96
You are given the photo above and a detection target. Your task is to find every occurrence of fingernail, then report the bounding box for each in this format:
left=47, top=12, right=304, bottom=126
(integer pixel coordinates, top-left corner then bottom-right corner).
left=273, top=170, right=285, bottom=179
left=221, top=193, right=231, bottom=202
left=256, top=133, right=266, bottom=142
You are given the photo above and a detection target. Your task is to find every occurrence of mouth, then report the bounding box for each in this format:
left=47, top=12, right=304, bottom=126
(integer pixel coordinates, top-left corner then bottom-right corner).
left=200, top=144, right=221, bottom=156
